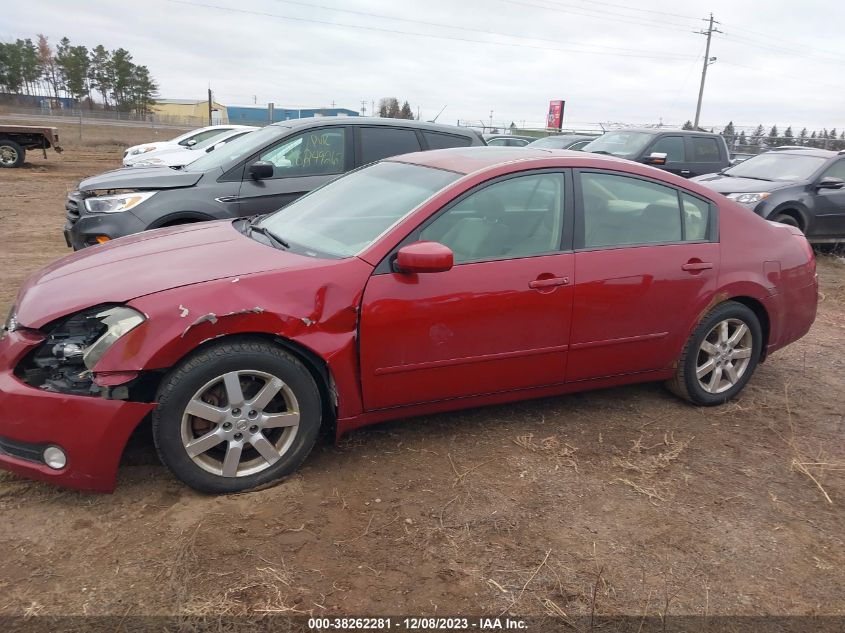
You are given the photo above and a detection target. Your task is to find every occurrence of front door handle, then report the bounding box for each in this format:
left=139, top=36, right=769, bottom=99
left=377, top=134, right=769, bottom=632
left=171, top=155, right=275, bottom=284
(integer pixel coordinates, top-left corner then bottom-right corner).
left=529, top=276, right=570, bottom=289
left=681, top=260, right=713, bottom=272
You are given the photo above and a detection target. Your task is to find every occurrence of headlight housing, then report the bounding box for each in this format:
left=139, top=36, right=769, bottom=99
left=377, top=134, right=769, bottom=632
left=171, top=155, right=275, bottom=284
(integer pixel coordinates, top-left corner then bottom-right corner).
left=133, top=158, right=165, bottom=167
left=84, top=191, right=157, bottom=214
left=727, top=192, right=770, bottom=205
left=81, top=306, right=146, bottom=369
left=128, top=146, right=157, bottom=156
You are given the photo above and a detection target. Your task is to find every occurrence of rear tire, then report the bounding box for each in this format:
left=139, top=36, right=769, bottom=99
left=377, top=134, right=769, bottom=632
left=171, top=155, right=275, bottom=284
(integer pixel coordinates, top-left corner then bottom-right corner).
left=152, top=338, right=322, bottom=493
left=667, top=301, right=762, bottom=406
left=0, top=140, right=24, bottom=168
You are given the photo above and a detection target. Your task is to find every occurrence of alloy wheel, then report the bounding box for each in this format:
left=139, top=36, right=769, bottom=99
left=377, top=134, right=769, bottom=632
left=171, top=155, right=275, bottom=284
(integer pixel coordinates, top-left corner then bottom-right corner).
left=695, top=318, right=754, bottom=394
left=180, top=369, right=301, bottom=477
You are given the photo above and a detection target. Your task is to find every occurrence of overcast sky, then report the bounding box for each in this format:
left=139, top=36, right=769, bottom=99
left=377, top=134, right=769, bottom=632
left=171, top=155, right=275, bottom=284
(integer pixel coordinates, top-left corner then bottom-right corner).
left=4, top=0, right=844, bottom=131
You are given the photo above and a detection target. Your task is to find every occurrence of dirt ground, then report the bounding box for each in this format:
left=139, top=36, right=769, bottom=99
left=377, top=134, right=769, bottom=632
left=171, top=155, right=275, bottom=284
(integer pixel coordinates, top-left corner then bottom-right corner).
left=0, top=121, right=843, bottom=625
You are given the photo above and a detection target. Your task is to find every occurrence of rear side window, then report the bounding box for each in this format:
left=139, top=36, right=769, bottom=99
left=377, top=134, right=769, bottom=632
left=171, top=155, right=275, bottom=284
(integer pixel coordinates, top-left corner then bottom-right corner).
left=581, top=172, right=681, bottom=248
left=650, top=136, right=685, bottom=162
left=681, top=193, right=711, bottom=241
left=360, top=127, right=422, bottom=163
left=691, top=137, right=721, bottom=162
left=423, top=131, right=473, bottom=149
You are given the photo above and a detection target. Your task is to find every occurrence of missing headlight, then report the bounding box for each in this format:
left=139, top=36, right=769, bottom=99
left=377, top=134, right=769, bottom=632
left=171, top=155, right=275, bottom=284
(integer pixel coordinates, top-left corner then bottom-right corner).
left=15, top=305, right=145, bottom=397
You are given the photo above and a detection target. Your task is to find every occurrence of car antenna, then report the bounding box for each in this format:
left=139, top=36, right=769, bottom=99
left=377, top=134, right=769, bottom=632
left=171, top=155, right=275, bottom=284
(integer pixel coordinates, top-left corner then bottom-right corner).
left=428, top=105, right=448, bottom=123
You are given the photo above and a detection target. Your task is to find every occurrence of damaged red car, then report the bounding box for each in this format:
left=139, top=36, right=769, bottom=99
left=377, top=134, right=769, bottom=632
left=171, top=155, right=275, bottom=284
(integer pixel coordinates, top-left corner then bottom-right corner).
left=0, top=147, right=818, bottom=493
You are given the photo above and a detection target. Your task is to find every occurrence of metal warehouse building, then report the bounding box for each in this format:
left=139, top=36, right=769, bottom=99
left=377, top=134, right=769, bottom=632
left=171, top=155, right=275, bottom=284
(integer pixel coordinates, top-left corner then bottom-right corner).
left=226, top=105, right=359, bottom=125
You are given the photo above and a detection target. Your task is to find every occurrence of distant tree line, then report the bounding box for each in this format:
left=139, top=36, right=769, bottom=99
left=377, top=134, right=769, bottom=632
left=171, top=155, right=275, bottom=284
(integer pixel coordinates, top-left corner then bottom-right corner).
left=377, top=97, right=415, bottom=119
left=0, top=35, right=158, bottom=116
left=683, top=119, right=845, bottom=151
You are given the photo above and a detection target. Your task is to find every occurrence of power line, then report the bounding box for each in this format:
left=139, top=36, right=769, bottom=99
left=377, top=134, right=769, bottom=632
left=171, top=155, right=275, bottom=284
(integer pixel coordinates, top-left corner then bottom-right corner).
left=538, top=0, right=701, bottom=22
left=494, top=0, right=700, bottom=33
left=268, top=0, right=694, bottom=58
left=163, top=0, right=698, bottom=61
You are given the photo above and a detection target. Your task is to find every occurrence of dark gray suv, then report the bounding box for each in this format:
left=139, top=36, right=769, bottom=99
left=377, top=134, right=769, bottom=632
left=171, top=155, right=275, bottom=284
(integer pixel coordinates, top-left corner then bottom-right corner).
left=64, top=117, right=484, bottom=249
left=582, top=128, right=730, bottom=178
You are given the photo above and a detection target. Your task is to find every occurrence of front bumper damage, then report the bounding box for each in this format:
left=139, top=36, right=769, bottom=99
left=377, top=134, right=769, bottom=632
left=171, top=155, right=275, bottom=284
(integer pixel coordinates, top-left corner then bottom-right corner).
left=0, top=329, right=155, bottom=492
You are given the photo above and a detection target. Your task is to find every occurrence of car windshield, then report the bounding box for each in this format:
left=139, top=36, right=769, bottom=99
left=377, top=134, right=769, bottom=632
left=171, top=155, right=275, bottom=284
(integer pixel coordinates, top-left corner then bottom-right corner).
left=255, top=161, right=459, bottom=258
left=723, top=152, right=828, bottom=181
left=185, top=125, right=283, bottom=172
left=528, top=136, right=581, bottom=149
left=582, top=131, right=654, bottom=158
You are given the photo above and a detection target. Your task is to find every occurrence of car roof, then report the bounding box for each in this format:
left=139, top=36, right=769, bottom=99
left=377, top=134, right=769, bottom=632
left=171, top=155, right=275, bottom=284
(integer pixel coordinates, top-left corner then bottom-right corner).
left=609, top=127, right=721, bottom=137
left=767, top=147, right=837, bottom=158
left=531, top=134, right=596, bottom=141
left=390, top=145, right=632, bottom=175
left=269, top=116, right=476, bottom=136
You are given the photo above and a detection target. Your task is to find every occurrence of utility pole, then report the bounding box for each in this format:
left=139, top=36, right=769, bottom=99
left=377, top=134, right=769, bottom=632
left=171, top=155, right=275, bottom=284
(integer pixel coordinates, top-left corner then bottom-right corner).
left=207, top=87, right=213, bottom=125
left=694, top=13, right=721, bottom=129
left=360, top=99, right=367, bottom=116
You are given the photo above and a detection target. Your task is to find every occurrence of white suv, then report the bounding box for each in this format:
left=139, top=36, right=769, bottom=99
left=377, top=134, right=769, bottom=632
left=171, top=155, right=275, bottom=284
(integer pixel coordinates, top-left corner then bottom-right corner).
left=123, top=125, right=255, bottom=165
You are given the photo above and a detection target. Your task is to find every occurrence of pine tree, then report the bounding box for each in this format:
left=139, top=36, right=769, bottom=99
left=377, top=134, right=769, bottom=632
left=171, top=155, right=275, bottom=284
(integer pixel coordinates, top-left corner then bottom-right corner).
left=798, top=128, right=808, bottom=145
left=767, top=125, right=779, bottom=147
left=399, top=100, right=414, bottom=120
left=783, top=126, right=794, bottom=139
left=722, top=121, right=736, bottom=146
left=682, top=120, right=694, bottom=130
left=751, top=124, right=765, bottom=146
left=738, top=131, right=747, bottom=146
left=55, top=37, right=90, bottom=103
left=89, top=45, right=113, bottom=107
left=37, top=34, right=62, bottom=101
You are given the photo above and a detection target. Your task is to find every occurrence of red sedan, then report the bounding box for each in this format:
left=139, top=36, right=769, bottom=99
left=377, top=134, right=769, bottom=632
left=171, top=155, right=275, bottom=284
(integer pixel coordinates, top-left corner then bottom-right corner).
left=0, top=148, right=818, bottom=493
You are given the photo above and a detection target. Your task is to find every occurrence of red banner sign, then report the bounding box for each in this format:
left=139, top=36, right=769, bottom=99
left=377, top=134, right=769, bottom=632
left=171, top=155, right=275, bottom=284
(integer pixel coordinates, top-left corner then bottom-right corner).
left=547, top=100, right=565, bottom=130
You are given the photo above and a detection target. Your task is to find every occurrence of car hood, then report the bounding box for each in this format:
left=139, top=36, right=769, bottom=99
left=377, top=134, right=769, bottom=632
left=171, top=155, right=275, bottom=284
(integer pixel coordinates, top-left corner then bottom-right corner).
left=14, top=221, right=318, bottom=328
left=79, top=166, right=203, bottom=191
left=129, top=147, right=199, bottom=167
left=691, top=174, right=795, bottom=194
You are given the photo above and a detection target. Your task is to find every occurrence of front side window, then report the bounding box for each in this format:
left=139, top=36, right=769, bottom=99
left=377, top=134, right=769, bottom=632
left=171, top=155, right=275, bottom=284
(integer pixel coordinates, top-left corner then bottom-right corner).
left=257, top=161, right=458, bottom=258
left=420, top=173, right=564, bottom=263
left=820, top=159, right=845, bottom=181
left=360, top=127, right=422, bottom=164
left=691, top=137, right=721, bottom=162
left=650, top=136, right=685, bottom=162
left=581, top=172, right=682, bottom=248
left=257, top=128, right=346, bottom=178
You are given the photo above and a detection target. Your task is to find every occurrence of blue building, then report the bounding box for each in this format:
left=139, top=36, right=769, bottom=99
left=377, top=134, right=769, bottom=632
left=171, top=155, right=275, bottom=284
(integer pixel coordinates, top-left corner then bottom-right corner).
left=226, top=105, right=359, bottom=125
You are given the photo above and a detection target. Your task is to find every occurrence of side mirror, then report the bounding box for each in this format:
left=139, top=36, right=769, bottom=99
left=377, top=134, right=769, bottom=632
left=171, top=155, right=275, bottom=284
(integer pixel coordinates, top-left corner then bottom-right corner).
left=248, top=161, right=275, bottom=180
left=645, top=152, right=668, bottom=165
left=395, top=241, right=453, bottom=274
left=817, top=176, right=844, bottom=190
left=185, top=139, right=198, bottom=147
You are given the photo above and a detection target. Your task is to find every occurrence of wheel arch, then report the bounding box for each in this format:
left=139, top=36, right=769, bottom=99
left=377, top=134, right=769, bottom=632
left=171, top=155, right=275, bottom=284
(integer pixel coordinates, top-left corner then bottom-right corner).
left=767, top=204, right=808, bottom=233
left=147, top=211, right=216, bottom=229
left=725, top=295, right=770, bottom=361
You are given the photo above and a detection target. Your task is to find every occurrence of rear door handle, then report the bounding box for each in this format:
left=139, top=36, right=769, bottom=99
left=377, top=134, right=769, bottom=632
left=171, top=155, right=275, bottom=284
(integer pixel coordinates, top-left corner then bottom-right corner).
left=681, top=261, right=713, bottom=272
left=529, top=276, right=570, bottom=289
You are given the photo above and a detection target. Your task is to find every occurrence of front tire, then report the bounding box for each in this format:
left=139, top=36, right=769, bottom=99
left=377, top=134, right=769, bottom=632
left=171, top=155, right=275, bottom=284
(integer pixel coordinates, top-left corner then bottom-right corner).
left=152, top=339, right=322, bottom=493
left=668, top=301, right=762, bottom=406
left=0, top=140, right=25, bottom=168
left=771, top=213, right=802, bottom=233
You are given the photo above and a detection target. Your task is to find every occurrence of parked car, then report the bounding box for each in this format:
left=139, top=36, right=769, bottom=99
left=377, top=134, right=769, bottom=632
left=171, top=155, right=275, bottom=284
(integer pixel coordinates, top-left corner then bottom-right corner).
left=64, top=117, right=484, bottom=250
left=2, top=147, right=817, bottom=493
left=127, top=127, right=258, bottom=168
left=582, top=128, right=730, bottom=177
left=483, top=134, right=535, bottom=147
left=693, top=147, right=845, bottom=241
left=122, top=125, right=254, bottom=164
left=525, top=134, right=598, bottom=150
left=0, top=125, right=62, bottom=168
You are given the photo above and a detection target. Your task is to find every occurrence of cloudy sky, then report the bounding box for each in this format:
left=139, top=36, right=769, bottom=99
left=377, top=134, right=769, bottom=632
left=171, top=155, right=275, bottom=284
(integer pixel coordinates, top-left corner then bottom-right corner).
left=4, top=0, right=844, bottom=131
